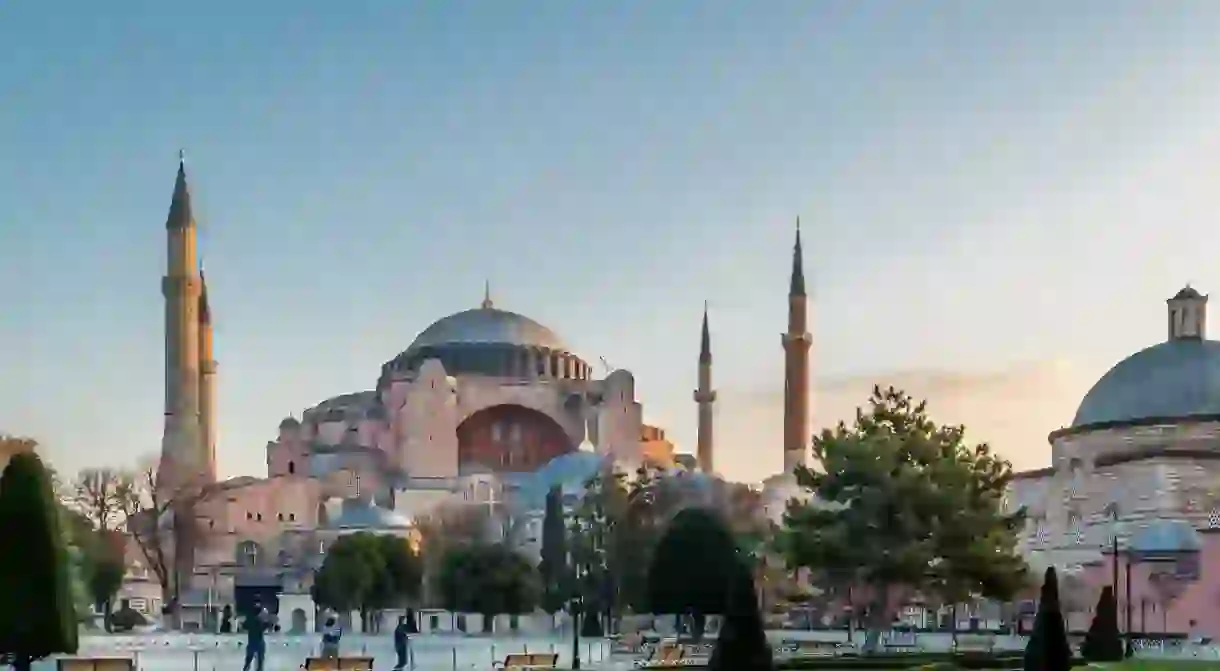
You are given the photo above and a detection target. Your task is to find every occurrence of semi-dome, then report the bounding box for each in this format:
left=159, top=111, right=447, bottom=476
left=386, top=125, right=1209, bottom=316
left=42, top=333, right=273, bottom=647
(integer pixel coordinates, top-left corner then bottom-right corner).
left=406, top=307, right=565, bottom=354
left=1072, top=339, right=1220, bottom=428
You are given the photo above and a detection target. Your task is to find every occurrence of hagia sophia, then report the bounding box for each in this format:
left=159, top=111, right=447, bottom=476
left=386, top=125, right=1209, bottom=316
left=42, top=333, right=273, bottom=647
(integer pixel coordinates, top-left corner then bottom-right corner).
left=134, top=156, right=1220, bottom=638
left=137, top=157, right=816, bottom=631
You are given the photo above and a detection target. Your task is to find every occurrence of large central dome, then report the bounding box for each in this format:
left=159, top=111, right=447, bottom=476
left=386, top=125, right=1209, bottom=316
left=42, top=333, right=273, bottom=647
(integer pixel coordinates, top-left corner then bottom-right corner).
left=405, top=307, right=566, bottom=354
left=1072, top=338, right=1220, bottom=428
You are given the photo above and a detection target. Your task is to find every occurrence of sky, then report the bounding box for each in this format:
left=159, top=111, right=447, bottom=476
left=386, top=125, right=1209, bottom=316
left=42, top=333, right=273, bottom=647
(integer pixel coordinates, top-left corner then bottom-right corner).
left=3, top=2, right=1220, bottom=484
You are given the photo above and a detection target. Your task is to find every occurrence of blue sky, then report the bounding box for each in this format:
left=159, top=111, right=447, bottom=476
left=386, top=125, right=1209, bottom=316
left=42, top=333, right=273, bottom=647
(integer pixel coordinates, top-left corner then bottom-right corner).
left=3, top=2, right=1220, bottom=483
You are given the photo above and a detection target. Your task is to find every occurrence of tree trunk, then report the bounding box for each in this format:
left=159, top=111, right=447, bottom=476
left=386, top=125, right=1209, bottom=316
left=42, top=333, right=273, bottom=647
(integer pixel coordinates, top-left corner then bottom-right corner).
left=861, top=587, right=891, bottom=655
left=482, top=613, right=494, bottom=633
left=12, top=655, right=32, bottom=671
left=103, top=598, right=113, bottom=633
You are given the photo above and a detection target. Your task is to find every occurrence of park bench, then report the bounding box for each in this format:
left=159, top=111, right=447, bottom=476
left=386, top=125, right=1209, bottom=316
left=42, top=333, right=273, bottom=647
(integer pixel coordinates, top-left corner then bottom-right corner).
left=637, top=644, right=685, bottom=668
left=491, top=653, right=559, bottom=669
left=777, top=640, right=841, bottom=659
left=302, top=656, right=375, bottom=671
left=58, top=658, right=136, bottom=671
left=954, top=632, right=996, bottom=654
left=610, top=632, right=644, bottom=654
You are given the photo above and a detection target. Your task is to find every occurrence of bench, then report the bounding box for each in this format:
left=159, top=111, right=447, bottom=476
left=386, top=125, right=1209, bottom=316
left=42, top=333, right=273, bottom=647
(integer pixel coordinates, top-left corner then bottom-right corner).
left=58, top=658, right=136, bottom=671
left=776, top=640, right=841, bottom=659
left=302, top=656, right=375, bottom=671
left=491, top=653, right=559, bottom=669
left=637, top=644, right=685, bottom=668
left=954, top=633, right=996, bottom=654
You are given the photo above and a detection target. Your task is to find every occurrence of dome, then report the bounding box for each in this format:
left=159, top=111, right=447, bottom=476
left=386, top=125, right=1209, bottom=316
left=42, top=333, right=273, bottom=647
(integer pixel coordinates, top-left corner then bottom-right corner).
left=324, top=498, right=410, bottom=530
left=1071, top=339, right=1220, bottom=428
left=406, top=307, right=565, bottom=354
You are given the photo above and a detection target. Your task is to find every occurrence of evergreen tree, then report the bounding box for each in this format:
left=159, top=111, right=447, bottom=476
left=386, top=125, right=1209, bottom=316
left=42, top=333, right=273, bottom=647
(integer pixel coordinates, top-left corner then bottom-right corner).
left=709, top=558, right=773, bottom=671
left=0, top=452, right=79, bottom=671
left=1024, top=567, right=1072, bottom=671
left=538, top=486, right=570, bottom=617
left=648, top=507, right=740, bottom=640
left=1081, top=585, right=1124, bottom=662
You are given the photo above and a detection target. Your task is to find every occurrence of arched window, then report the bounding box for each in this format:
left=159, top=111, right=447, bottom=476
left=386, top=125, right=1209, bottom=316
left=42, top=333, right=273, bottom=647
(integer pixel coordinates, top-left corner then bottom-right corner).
left=288, top=461, right=296, bottom=475
left=236, top=540, right=262, bottom=568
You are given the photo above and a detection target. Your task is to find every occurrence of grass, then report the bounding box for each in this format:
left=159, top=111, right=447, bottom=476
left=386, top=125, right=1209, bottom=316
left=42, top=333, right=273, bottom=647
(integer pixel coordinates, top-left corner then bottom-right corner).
left=1086, top=662, right=1220, bottom=670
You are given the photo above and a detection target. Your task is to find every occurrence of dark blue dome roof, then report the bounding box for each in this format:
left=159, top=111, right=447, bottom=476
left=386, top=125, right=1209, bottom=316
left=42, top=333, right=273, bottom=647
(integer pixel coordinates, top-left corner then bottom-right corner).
left=407, top=307, right=565, bottom=353
left=1072, top=339, right=1220, bottom=427
left=324, top=499, right=410, bottom=530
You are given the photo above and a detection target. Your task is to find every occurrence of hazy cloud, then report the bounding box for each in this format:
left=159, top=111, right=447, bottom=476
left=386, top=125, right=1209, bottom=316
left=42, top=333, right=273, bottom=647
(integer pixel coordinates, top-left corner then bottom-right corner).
left=715, top=360, right=1093, bottom=483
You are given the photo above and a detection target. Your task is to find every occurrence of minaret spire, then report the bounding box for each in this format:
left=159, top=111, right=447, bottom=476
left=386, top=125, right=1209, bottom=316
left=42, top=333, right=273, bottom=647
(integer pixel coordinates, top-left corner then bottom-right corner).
left=782, top=217, right=812, bottom=473
left=790, top=217, right=806, bottom=296
left=481, top=280, right=494, bottom=309
left=694, top=301, right=716, bottom=474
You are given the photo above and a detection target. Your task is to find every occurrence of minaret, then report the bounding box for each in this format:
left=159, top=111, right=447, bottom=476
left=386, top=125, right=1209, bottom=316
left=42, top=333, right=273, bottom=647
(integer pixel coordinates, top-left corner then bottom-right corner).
left=158, top=154, right=205, bottom=498
left=782, top=219, right=812, bottom=473
left=693, top=302, right=716, bottom=474
left=198, top=269, right=217, bottom=484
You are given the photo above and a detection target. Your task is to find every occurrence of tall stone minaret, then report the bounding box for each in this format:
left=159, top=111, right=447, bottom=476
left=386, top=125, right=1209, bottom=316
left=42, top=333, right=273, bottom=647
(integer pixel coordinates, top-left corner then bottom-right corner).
left=693, top=302, right=716, bottom=474
left=198, top=270, right=217, bottom=484
left=782, top=219, right=812, bottom=473
left=158, top=156, right=206, bottom=498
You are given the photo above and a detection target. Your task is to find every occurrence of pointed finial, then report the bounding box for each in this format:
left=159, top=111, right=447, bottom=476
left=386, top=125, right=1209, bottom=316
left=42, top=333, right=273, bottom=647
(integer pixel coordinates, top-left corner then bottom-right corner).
left=179, top=148, right=186, bottom=165
left=481, top=280, right=494, bottom=309
left=699, top=301, right=711, bottom=363
left=789, top=217, right=806, bottom=296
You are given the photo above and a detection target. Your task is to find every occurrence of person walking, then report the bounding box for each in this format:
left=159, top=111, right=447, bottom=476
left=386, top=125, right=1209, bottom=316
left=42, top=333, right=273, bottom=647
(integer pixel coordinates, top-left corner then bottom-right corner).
left=321, top=615, right=342, bottom=659
left=393, top=615, right=413, bottom=670
left=242, top=601, right=272, bottom=671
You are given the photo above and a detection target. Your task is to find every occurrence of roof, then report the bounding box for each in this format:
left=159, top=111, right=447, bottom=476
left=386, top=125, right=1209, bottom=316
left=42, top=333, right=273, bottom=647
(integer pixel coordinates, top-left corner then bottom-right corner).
left=1071, top=338, right=1220, bottom=428
left=1126, top=519, right=1202, bottom=558
left=323, top=498, right=410, bottom=530
left=406, top=307, right=566, bottom=354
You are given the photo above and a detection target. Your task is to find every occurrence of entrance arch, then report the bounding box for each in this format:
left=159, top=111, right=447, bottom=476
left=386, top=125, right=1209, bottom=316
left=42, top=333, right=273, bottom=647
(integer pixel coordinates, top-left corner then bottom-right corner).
left=457, top=404, right=572, bottom=472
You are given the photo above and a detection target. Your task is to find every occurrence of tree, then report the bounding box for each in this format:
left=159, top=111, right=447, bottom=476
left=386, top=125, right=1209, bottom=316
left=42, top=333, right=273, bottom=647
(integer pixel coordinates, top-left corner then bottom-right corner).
left=709, top=559, right=774, bottom=671
left=0, top=452, right=79, bottom=670
left=1024, top=567, right=1072, bottom=671
left=648, top=507, right=741, bottom=640
left=1081, top=585, right=1123, bottom=662
left=538, top=486, right=571, bottom=619
left=414, top=504, right=491, bottom=607
left=313, top=532, right=422, bottom=632
left=438, top=543, right=540, bottom=633
left=779, top=386, right=1028, bottom=652
left=116, top=459, right=206, bottom=628
left=70, top=468, right=131, bottom=531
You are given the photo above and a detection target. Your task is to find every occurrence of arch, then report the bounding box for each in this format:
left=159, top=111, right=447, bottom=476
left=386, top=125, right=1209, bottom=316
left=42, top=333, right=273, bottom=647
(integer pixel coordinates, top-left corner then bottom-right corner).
left=457, top=404, right=573, bottom=472
left=290, top=608, right=308, bottom=634
left=236, top=540, right=264, bottom=568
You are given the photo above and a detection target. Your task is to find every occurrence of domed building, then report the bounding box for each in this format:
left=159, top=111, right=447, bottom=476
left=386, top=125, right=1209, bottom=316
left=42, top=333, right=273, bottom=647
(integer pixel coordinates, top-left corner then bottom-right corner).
left=1007, top=286, right=1220, bottom=635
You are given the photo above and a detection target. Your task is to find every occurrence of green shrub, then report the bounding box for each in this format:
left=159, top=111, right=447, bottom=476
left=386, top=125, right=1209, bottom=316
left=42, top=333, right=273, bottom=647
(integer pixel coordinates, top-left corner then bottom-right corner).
left=1080, top=585, right=1123, bottom=662
left=1024, top=567, right=1072, bottom=671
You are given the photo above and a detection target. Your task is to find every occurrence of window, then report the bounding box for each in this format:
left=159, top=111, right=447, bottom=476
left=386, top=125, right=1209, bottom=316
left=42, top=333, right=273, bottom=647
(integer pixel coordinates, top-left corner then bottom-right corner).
left=246, top=512, right=253, bottom=520
left=257, top=513, right=263, bottom=522
left=288, top=461, right=296, bottom=475
left=277, top=513, right=284, bottom=521
left=289, top=513, right=296, bottom=522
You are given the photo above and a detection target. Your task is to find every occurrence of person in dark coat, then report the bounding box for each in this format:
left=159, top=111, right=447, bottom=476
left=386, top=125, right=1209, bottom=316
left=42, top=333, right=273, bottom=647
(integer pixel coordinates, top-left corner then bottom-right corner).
left=393, top=615, right=414, bottom=669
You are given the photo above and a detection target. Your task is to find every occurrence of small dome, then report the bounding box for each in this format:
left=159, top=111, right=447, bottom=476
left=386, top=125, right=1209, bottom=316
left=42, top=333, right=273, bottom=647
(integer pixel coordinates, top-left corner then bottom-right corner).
left=1071, top=339, right=1220, bottom=428
left=1173, top=286, right=1204, bottom=300
left=406, top=308, right=565, bottom=354
left=323, top=498, right=410, bottom=530
left=279, top=417, right=300, bottom=429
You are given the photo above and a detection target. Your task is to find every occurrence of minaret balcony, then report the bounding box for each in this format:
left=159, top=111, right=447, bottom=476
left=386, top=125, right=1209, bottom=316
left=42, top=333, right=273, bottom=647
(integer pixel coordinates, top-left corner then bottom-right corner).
left=781, top=332, right=813, bottom=346
left=693, top=389, right=717, bottom=403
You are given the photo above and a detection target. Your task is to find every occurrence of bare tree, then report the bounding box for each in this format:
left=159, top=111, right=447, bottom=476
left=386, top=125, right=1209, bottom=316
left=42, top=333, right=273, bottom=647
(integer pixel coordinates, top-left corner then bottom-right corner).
left=70, top=468, right=132, bottom=531
left=414, top=504, right=493, bottom=607
left=117, top=459, right=207, bottom=629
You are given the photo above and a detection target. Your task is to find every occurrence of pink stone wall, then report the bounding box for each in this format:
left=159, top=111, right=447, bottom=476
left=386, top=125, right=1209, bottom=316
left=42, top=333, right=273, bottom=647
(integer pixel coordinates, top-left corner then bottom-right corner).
left=1079, top=532, right=1220, bottom=637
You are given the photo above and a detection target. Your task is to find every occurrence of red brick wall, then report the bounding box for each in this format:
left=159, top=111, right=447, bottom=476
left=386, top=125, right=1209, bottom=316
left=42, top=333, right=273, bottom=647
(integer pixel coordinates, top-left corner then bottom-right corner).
left=457, top=405, right=573, bottom=473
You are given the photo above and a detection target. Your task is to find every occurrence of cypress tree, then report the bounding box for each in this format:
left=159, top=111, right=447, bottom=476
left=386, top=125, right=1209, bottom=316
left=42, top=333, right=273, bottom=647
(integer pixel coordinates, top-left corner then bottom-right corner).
left=0, top=452, right=78, bottom=670
left=538, top=486, right=570, bottom=619
left=1081, top=585, right=1124, bottom=662
left=709, top=559, right=773, bottom=671
left=1024, top=567, right=1072, bottom=671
